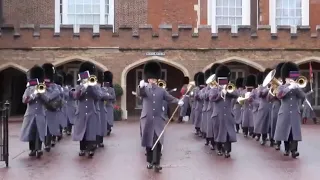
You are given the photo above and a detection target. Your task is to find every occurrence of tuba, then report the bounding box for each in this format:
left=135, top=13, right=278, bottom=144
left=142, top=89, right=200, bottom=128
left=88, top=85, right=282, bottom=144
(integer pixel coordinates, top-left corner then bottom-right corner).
left=262, top=69, right=282, bottom=96
left=36, top=83, right=46, bottom=94
left=157, top=79, right=166, bottom=89
left=296, top=76, right=307, bottom=88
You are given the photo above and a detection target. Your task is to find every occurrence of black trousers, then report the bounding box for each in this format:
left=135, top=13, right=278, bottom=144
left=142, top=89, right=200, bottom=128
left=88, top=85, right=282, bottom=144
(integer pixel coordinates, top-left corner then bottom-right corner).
left=66, top=122, right=73, bottom=132
left=216, top=134, right=232, bottom=153
left=242, top=127, right=248, bottom=135
left=96, top=135, right=104, bottom=144
left=29, top=122, right=42, bottom=151
left=107, top=123, right=112, bottom=131
left=80, top=134, right=95, bottom=151
left=284, top=130, right=298, bottom=152
left=45, top=127, right=52, bottom=147
left=146, top=133, right=162, bottom=165
left=261, top=133, right=267, bottom=140
left=235, top=124, right=240, bottom=132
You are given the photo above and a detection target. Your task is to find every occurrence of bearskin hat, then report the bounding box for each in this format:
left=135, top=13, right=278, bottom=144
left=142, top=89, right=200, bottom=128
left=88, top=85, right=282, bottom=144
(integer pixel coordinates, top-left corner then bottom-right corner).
left=210, top=63, right=221, bottom=75
left=79, top=61, right=96, bottom=75
left=204, top=69, right=211, bottom=80
left=196, top=72, right=205, bottom=86
left=194, top=72, right=201, bottom=82
left=104, top=71, right=113, bottom=85
left=275, top=62, right=285, bottom=79
left=281, top=62, right=299, bottom=79
left=244, top=74, right=257, bottom=87
left=42, top=63, right=56, bottom=81
left=183, top=76, right=189, bottom=84
left=54, top=73, right=64, bottom=86
left=29, top=65, right=45, bottom=81
left=97, top=71, right=103, bottom=84
left=65, top=73, right=73, bottom=86
left=143, top=61, right=162, bottom=79
left=215, top=65, right=231, bottom=79
left=235, top=77, right=244, bottom=88
left=256, top=72, right=264, bottom=85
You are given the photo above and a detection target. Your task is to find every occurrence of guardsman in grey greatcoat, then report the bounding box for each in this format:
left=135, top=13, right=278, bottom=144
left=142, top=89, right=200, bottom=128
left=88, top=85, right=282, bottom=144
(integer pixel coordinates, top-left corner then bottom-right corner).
left=103, top=71, right=116, bottom=136
left=255, top=68, right=272, bottom=145
left=64, top=73, right=76, bottom=135
left=241, top=75, right=256, bottom=137
left=302, top=90, right=317, bottom=124
left=209, top=65, right=238, bottom=158
left=190, top=73, right=200, bottom=125
left=54, top=73, right=67, bottom=141
left=194, top=72, right=205, bottom=135
left=200, top=69, right=211, bottom=138
left=269, top=62, right=284, bottom=150
left=274, top=62, right=305, bottom=158
left=178, top=77, right=190, bottom=123
left=206, top=63, right=221, bottom=149
left=21, top=65, right=47, bottom=158
left=72, top=61, right=101, bottom=157
left=137, top=61, right=183, bottom=172
left=232, top=77, right=244, bottom=133
left=42, top=63, right=62, bottom=152
left=252, top=72, right=263, bottom=140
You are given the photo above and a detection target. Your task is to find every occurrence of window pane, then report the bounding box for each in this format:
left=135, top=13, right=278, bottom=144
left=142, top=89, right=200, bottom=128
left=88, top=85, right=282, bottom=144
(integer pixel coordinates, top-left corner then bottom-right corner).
left=68, top=0, right=75, bottom=4
left=217, top=0, right=223, bottom=6
left=106, top=5, right=109, bottom=14
left=76, top=15, right=84, bottom=24
left=105, top=0, right=109, bottom=5
left=93, top=5, right=100, bottom=13
left=223, top=7, right=228, bottom=16
left=275, top=0, right=302, bottom=26
left=223, top=0, right=228, bottom=6
left=230, top=0, right=235, bottom=6
left=92, top=0, right=100, bottom=4
left=68, top=15, right=75, bottom=24
left=105, top=15, right=108, bottom=24
left=236, top=8, right=241, bottom=15
left=236, top=17, right=242, bottom=24
left=84, top=15, right=93, bottom=24
left=84, top=5, right=92, bottom=13
left=215, top=0, right=243, bottom=26
left=68, top=5, right=75, bottom=13
left=216, top=8, right=222, bottom=15
left=76, top=5, right=83, bottom=13
left=93, top=15, right=100, bottom=24
left=229, top=7, right=235, bottom=16
left=236, top=0, right=241, bottom=6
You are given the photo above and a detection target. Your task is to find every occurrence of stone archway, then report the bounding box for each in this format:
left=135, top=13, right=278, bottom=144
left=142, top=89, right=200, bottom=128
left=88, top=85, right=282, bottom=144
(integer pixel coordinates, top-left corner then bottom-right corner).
left=0, top=63, right=28, bottom=116
left=202, top=56, right=265, bottom=72
left=120, top=56, right=190, bottom=119
left=53, top=56, right=108, bottom=86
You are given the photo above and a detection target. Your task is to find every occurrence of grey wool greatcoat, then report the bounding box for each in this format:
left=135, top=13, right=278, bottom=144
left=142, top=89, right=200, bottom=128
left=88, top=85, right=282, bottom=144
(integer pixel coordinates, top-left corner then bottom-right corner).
left=104, top=87, right=116, bottom=127
left=268, top=94, right=281, bottom=139
left=194, top=87, right=203, bottom=129
left=63, top=86, right=76, bottom=125
left=232, top=89, right=244, bottom=125
left=209, top=86, right=238, bottom=143
left=137, top=84, right=179, bottom=148
left=179, top=84, right=190, bottom=117
left=20, top=86, right=47, bottom=142
left=45, top=83, right=62, bottom=136
left=189, top=88, right=197, bottom=123
left=206, top=87, right=217, bottom=138
left=98, top=86, right=114, bottom=136
left=72, top=84, right=101, bottom=141
left=274, top=84, right=305, bottom=141
left=57, top=85, right=68, bottom=128
left=200, top=86, right=209, bottom=133
left=255, top=86, right=272, bottom=134
left=241, top=90, right=254, bottom=128
left=250, top=88, right=260, bottom=131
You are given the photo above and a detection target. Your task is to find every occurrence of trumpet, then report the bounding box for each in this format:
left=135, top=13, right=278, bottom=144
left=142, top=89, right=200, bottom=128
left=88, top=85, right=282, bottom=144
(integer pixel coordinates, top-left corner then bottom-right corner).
left=83, top=75, right=98, bottom=86
left=220, top=83, right=236, bottom=99
left=157, top=79, right=166, bottom=89
left=36, top=83, right=46, bottom=94
left=296, top=76, right=307, bottom=88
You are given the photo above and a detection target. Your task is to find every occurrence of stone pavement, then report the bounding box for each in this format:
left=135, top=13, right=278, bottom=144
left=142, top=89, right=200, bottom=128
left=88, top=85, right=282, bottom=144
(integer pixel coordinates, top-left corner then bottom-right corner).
left=1, top=121, right=320, bottom=180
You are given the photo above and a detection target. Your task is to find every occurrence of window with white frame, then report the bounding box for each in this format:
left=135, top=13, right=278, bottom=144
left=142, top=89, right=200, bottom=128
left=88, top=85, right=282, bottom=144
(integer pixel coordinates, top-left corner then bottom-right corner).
left=135, top=69, right=167, bottom=109
left=269, top=0, right=309, bottom=33
left=56, top=0, right=114, bottom=26
left=275, top=0, right=302, bottom=26
left=230, top=69, right=245, bottom=83
left=208, top=0, right=251, bottom=33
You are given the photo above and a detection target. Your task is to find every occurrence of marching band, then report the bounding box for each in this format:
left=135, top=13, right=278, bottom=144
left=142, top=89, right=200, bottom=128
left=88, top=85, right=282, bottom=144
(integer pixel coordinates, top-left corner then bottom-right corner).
left=19, top=60, right=315, bottom=172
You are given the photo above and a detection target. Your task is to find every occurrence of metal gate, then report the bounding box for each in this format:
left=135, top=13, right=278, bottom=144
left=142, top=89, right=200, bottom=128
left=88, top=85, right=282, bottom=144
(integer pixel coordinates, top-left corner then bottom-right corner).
left=0, top=101, right=10, bottom=167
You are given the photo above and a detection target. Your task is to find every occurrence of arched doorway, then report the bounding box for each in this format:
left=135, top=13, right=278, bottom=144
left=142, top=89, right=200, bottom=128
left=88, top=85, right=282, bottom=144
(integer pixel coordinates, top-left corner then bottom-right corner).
left=297, top=58, right=320, bottom=116
left=203, top=57, right=263, bottom=83
left=53, top=57, right=108, bottom=86
left=0, top=67, right=27, bottom=116
left=121, top=56, right=189, bottom=119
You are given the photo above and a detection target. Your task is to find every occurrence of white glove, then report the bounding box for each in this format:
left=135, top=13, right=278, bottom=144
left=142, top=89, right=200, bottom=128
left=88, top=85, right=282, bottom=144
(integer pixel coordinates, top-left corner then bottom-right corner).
left=288, top=83, right=298, bottom=90
left=178, top=100, right=184, bottom=106
left=139, top=80, right=146, bottom=87
left=244, top=92, right=250, bottom=98
left=190, top=91, right=194, bottom=96
left=83, top=83, right=88, bottom=89
left=222, top=89, right=227, bottom=95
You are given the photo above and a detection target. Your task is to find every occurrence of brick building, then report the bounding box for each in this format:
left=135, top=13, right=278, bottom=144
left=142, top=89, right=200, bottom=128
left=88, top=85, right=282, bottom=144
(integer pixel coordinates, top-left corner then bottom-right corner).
left=1, top=0, right=320, bottom=119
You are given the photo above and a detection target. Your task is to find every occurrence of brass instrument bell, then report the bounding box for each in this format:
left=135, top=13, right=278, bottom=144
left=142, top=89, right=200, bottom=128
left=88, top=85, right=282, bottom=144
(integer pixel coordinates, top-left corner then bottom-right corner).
left=262, top=69, right=282, bottom=96
left=157, top=79, right=166, bottom=89
left=36, top=83, right=46, bottom=94
left=296, top=76, right=307, bottom=88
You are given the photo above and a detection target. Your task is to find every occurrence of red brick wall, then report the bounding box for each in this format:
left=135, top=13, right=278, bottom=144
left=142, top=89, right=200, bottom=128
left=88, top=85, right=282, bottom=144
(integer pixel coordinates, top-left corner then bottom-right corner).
left=310, top=0, right=320, bottom=32
left=259, top=0, right=269, bottom=25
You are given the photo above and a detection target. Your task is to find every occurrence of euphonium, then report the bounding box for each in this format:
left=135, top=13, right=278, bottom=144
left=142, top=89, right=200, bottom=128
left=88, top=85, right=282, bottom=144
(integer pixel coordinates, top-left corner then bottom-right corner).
left=296, top=76, right=307, bottom=88
left=262, top=69, right=282, bottom=96
left=36, top=83, right=46, bottom=94
left=206, top=74, right=218, bottom=87
left=157, top=79, right=166, bottom=89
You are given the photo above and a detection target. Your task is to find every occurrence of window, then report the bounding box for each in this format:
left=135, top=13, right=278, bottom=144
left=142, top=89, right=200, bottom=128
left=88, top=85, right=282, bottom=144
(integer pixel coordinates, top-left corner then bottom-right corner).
left=55, top=0, right=114, bottom=26
left=230, top=69, right=245, bottom=83
left=275, top=0, right=302, bottom=26
left=67, top=68, right=79, bottom=87
left=135, top=69, right=167, bottom=109
left=208, top=0, right=251, bottom=33
left=269, top=0, right=309, bottom=33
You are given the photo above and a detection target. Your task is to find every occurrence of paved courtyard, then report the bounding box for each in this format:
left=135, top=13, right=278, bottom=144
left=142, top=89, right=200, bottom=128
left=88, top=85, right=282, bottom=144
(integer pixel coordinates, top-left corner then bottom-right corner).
left=1, top=120, right=320, bottom=180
